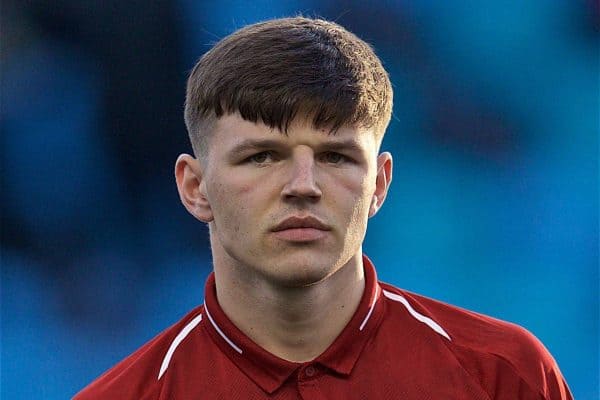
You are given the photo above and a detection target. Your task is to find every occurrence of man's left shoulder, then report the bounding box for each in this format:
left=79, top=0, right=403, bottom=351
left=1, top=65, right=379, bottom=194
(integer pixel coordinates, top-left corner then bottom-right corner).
left=381, top=282, right=542, bottom=352
left=379, top=282, right=573, bottom=399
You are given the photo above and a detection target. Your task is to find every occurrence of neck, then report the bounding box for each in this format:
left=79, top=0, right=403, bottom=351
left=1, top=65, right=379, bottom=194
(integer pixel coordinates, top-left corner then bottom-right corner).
left=212, top=251, right=365, bottom=362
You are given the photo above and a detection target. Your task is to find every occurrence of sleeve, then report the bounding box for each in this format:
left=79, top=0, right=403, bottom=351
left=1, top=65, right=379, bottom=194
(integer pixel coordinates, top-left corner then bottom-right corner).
left=451, top=323, right=573, bottom=400
left=510, top=327, right=573, bottom=400
left=486, top=326, right=573, bottom=400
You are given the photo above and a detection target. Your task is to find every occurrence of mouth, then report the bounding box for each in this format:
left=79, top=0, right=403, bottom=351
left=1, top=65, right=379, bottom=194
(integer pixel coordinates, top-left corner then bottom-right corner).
left=271, top=216, right=331, bottom=242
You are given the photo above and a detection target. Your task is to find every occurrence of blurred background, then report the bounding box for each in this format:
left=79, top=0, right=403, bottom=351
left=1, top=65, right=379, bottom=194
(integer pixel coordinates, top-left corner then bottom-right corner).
left=1, top=1, right=597, bottom=398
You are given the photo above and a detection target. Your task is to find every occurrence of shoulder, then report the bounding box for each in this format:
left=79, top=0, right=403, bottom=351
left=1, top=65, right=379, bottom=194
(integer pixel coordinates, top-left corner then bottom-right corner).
left=379, top=282, right=572, bottom=399
left=380, top=281, right=546, bottom=356
left=73, top=306, right=204, bottom=400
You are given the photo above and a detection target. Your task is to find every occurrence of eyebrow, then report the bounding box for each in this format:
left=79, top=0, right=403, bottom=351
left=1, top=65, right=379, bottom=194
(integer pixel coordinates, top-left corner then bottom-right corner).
left=228, top=139, right=287, bottom=157
left=316, top=140, right=364, bottom=154
left=228, top=138, right=365, bottom=157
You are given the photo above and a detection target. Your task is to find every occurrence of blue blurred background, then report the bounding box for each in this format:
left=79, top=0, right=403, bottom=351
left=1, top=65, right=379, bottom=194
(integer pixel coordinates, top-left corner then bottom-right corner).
left=1, top=1, right=597, bottom=398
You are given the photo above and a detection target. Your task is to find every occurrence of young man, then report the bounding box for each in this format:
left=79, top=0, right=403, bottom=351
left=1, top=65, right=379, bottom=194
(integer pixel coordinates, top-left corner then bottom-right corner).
left=74, top=17, right=572, bottom=399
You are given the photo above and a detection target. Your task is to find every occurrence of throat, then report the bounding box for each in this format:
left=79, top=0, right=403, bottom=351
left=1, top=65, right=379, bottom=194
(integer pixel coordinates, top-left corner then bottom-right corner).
left=260, top=286, right=363, bottom=362
left=215, top=260, right=365, bottom=362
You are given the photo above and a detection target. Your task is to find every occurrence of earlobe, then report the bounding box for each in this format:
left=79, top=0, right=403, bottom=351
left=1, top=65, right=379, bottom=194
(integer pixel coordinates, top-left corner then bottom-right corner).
left=174, top=154, right=214, bottom=223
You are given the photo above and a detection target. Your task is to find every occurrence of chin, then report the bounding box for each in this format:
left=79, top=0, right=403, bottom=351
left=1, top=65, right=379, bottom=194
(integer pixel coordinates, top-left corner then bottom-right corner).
left=264, top=257, right=341, bottom=288
left=270, top=273, right=329, bottom=289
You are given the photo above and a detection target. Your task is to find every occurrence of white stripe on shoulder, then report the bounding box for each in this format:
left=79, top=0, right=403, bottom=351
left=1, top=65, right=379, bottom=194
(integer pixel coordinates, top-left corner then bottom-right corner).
left=158, top=313, right=203, bottom=380
left=383, top=289, right=451, bottom=341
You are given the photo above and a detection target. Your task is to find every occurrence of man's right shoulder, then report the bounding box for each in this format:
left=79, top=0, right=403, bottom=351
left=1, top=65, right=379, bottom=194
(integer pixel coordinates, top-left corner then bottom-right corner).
left=72, top=305, right=205, bottom=400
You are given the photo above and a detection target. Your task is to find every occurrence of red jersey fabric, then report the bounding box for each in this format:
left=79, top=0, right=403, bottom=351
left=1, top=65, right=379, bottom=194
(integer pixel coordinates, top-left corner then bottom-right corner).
left=73, top=257, right=572, bottom=399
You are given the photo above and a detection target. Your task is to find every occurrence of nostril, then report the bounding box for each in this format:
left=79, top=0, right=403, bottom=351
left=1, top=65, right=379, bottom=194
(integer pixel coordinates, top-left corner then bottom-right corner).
left=282, top=173, right=322, bottom=199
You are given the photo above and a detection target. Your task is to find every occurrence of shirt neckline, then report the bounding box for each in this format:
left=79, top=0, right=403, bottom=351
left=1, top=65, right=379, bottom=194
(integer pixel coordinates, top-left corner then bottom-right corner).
left=201, top=255, right=385, bottom=394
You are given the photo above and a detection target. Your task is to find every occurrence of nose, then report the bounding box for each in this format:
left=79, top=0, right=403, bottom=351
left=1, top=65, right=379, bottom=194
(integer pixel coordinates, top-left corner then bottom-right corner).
left=281, top=148, right=322, bottom=201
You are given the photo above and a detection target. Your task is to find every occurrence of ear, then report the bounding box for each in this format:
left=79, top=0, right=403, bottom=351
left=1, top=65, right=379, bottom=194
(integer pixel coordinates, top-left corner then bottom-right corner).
left=175, top=154, right=214, bottom=223
left=368, top=152, right=393, bottom=217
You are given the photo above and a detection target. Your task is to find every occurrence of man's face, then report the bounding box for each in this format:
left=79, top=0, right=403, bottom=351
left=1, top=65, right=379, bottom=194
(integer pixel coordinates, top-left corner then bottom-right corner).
left=186, top=113, right=391, bottom=287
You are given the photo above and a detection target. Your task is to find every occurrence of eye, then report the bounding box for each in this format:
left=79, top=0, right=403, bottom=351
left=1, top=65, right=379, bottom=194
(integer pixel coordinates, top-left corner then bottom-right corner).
left=248, top=151, right=275, bottom=164
left=321, top=152, right=347, bottom=165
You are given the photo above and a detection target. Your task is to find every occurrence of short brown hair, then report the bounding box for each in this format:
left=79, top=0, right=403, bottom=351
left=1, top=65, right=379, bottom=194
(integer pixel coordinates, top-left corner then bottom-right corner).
left=184, top=17, right=393, bottom=156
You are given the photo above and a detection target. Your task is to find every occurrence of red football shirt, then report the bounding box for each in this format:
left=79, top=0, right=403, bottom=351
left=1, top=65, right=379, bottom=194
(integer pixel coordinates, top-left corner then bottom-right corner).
left=73, top=257, right=572, bottom=399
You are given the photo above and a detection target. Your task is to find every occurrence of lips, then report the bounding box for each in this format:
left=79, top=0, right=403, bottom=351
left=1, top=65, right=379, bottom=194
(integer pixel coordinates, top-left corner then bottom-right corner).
left=271, top=216, right=331, bottom=242
left=271, top=216, right=330, bottom=232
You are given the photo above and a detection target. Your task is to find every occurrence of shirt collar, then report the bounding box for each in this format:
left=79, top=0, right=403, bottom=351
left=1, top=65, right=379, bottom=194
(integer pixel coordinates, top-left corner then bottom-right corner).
left=201, top=255, right=385, bottom=394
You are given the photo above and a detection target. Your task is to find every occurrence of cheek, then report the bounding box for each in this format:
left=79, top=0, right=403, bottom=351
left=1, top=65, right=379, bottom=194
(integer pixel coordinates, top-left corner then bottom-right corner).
left=342, top=168, right=375, bottom=199
left=330, top=172, right=374, bottom=223
left=209, top=178, right=263, bottom=233
left=209, top=174, right=252, bottom=206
